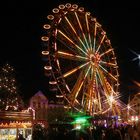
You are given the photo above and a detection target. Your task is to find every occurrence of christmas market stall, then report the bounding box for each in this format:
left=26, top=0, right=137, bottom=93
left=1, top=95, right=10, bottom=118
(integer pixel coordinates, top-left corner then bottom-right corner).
left=0, top=111, right=33, bottom=140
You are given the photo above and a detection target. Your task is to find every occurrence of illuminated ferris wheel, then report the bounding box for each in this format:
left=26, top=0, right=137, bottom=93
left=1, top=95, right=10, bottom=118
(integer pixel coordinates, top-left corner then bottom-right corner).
left=41, top=3, right=120, bottom=116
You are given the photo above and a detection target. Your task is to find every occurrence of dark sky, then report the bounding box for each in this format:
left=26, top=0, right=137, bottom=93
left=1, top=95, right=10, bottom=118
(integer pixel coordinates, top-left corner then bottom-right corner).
left=0, top=0, right=140, bottom=102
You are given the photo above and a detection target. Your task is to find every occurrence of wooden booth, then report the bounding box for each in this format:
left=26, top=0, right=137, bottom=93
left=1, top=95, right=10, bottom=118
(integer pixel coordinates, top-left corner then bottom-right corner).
left=0, top=111, right=33, bottom=140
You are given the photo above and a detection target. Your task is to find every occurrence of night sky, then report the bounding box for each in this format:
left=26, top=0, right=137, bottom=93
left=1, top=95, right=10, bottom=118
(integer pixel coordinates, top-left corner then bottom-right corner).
left=0, top=0, right=140, bottom=103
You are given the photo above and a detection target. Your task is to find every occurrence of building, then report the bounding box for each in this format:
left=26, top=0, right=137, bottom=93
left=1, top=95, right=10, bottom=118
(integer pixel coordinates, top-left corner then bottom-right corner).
left=29, top=91, right=48, bottom=127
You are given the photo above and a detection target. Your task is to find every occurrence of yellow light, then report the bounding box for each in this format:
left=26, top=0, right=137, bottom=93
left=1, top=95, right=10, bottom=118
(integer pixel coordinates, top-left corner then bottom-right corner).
left=42, top=51, right=49, bottom=55
left=65, top=3, right=71, bottom=8
left=49, top=81, right=57, bottom=84
left=93, top=99, right=97, bottom=104
left=44, top=66, right=52, bottom=70
left=43, top=24, right=51, bottom=29
left=72, top=4, right=78, bottom=9
left=47, top=15, right=54, bottom=20
left=109, top=95, right=115, bottom=103
left=56, top=95, right=63, bottom=98
left=131, top=116, right=134, bottom=121
left=59, top=5, right=65, bottom=9
left=75, top=124, right=81, bottom=130
left=135, top=116, right=138, bottom=121
left=41, top=36, right=49, bottom=41
left=78, top=7, right=84, bottom=12
left=127, top=105, right=130, bottom=110
left=52, top=8, right=59, bottom=13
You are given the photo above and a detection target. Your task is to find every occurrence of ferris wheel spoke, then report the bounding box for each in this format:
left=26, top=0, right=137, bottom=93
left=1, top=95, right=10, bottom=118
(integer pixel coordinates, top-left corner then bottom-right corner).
left=96, top=68, right=111, bottom=96
left=100, top=61, right=117, bottom=67
left=70, top=65, right=91, bottom=104
left=57, top=62, right=89, bottom=79
left=58, top=30, right=87, bottom=56
left=87, top=67, right=97, bottom=113
left=95, top=69, right=107, bottom=112
left=100, top=48, right=113, bottom=58
left=90, top=65, right=95, bottom=81
left=93, top=23, right=97, bottom=52
left=74, top=12, right=90, bottom=51
left=95, top=32, right=106, bottom=53
left=64, top=17, right=88, bottom=53
left=85, top=13, right=92, bottom=51
left=104, top=79, right=120, bottom=96
left=99, top=64, right=117, bottom=81
left=57, top=38, right=78, bottom=55
left=94, top=71, right=104, bottom=112
left=56, top=51, right=88, bottom=61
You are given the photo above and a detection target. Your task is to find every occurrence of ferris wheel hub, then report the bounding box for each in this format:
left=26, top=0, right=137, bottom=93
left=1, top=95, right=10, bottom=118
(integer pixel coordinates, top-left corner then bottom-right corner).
left=89, top=53, right=100, bottom=65
left=89, top=54, right=94, bottom=61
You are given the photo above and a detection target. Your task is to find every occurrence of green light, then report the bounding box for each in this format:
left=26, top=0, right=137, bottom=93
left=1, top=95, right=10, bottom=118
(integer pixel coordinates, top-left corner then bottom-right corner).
left=67, top=112, right=92, bottom=130
left=71, top=116, right=91, bottom=130
left=75, top=117, right=87, bottom=124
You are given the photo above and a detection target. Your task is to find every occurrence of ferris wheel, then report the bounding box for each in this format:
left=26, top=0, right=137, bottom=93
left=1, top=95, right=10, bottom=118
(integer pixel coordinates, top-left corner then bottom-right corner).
left=41, top=3, right=120, bottom=116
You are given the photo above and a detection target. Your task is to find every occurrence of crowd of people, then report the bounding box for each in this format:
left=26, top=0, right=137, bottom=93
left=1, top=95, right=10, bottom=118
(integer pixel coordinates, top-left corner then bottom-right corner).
left=91, top=124, right=140, bottom=140
left=44, top=123, right=140, bottom=140
left=30, top=122, right=140, bottom=140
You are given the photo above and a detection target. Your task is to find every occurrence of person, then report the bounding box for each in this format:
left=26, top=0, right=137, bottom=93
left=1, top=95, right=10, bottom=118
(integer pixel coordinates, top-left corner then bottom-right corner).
left=26, top=134, right=32, bottom=140
left=18, top=134, right=25, bottom=140
left=113, top=127, right=122, bottom=140
left=133, top=125, right=139, bottom=140
left=127, top=125, right=134, bottom=140
left=120, top=125, right=125, bottom=140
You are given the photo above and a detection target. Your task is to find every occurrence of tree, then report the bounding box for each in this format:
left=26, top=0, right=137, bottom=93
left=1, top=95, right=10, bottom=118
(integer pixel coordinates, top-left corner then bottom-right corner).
left=0, top=63, right=24, bottom=111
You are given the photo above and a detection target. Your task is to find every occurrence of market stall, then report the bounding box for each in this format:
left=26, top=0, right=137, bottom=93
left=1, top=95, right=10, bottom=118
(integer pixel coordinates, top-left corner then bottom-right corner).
left=0, top=111, right=33, bottom=140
